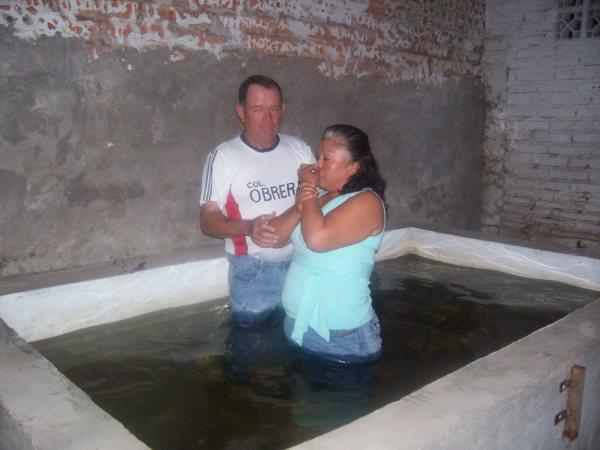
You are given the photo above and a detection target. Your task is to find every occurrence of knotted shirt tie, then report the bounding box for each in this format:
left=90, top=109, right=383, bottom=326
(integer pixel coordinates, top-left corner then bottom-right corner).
left=289, top=250, right=374, bottom=345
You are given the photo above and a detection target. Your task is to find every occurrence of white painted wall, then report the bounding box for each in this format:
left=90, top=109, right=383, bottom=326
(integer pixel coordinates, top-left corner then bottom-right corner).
left=482, top=0, right=600, bottom=252
left=1, top=228, right=598, bottom=342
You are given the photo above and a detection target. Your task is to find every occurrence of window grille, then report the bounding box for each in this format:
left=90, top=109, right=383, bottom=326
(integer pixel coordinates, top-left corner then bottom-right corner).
left=556, top=0, right=600, bottom=38
left=587, top=0, right=600, bottom=37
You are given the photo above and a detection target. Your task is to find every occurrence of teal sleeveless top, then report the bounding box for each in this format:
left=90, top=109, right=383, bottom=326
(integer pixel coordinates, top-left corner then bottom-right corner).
left=281, top=190, right=385, bottom=344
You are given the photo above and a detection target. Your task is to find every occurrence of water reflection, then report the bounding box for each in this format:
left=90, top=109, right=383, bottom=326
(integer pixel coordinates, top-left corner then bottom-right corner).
left=225, top=312, right=290, bottom=400
left=288, top=354, right=377, bottom=433
left=225, top=312, right=377, bottom=440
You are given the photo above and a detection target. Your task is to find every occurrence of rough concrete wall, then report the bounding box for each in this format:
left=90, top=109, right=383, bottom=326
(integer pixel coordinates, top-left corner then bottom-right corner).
left=482, top=0, right=600, bottom=254
left=0, top=0, right=485, bottom=277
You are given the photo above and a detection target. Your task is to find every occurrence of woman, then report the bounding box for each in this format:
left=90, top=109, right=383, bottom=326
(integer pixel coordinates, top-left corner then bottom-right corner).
left=270, top=124, right=387, bottom=364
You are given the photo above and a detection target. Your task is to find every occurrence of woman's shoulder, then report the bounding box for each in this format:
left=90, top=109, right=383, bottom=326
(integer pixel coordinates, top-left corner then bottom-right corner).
left=346, top=189, right=383, bottom=207
left=335, top=190, right=385, bottom=236
left=328, top=190, right=383, bottom=219
left=323, top=189, right=383, bottom=212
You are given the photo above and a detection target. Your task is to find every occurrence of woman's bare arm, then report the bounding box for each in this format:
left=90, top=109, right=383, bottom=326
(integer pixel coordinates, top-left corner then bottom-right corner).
left=268, top=182, right=318, bottom=247
left=300, top=191, right=383, bottom=252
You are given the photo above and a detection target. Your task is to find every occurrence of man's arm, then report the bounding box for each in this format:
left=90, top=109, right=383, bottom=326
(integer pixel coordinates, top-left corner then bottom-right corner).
left=200, top=202, right=251, bottom=238
left=200, top=201, right=279, bottom=247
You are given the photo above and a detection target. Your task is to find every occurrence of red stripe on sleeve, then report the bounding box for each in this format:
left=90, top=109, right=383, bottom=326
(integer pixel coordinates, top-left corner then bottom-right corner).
left=225, top=190, right=248, bottom=255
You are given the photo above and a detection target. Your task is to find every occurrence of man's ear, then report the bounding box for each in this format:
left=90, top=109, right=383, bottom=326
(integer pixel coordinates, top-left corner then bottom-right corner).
left=281, top=103, right=287, bottom=115
left=235, top=104, right=245, bottom=124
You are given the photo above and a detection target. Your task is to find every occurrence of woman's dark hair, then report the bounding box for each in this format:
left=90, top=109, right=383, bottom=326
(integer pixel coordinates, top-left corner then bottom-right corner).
left=322, top=124, right=387, bottom=207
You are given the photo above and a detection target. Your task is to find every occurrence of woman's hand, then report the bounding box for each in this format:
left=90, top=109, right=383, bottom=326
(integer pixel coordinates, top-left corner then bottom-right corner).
left=298, top=163, right=320, bottom=185
left=295, top=182, right=318, bottom=214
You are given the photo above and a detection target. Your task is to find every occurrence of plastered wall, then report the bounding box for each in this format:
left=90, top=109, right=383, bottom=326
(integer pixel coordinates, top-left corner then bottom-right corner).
left=482, top=0, right=600, bottom=253
left=0, top=0, right=486, bottom=276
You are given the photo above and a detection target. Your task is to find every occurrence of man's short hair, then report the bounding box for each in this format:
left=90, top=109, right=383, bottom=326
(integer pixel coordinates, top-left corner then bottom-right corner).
left=238, top=75, right=283, bottom=106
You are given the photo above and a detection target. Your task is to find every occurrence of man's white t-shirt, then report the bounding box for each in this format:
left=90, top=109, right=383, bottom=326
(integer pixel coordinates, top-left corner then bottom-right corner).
left=200, top=134, right=314, bottom=261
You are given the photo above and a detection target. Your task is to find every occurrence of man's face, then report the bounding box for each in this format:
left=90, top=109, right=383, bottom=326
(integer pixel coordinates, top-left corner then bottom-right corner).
left=236, top=84, right=285, bottom=149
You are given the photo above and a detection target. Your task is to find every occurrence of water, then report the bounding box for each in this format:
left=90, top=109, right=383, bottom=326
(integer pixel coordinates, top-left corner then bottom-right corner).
left=33, top=255, right=598, bottom=450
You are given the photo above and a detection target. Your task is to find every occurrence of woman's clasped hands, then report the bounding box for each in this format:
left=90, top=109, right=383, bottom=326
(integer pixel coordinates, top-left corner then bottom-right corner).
left=295, top=164, right=319, bottom=213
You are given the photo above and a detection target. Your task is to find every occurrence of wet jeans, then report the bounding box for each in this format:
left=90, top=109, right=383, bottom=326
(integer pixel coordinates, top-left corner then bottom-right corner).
left=227, top=254, right=290, bottom=329
left=283, top=310, right=382, bottom=364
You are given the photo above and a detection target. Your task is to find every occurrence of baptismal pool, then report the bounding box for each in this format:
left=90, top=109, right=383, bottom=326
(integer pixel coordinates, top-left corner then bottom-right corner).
left=32, top=255, right=598, bottom=450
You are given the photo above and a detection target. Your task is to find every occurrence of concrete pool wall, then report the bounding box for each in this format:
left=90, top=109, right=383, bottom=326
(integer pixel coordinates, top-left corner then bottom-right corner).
left=1, top=228, right=599, bottom=449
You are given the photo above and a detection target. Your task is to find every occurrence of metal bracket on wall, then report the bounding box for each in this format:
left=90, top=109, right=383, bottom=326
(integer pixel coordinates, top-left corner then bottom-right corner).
left=554, top=364, right=586, bottom=441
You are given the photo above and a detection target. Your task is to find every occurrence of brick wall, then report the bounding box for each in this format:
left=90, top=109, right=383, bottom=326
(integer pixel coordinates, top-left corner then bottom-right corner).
left=0, top=0, right=484, bottom=84
left=482, top=0, right=600, bottom=253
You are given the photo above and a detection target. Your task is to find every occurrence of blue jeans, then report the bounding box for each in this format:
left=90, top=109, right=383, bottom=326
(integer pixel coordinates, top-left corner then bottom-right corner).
left=283, top=311, right=382, bottom=364
left=227, top=254, right=290, bottom=329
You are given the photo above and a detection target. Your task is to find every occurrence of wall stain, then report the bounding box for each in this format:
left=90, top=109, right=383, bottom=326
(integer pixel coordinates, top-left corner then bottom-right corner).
left=410, top=198, right=423, bottom=213
left=56, top=131, right=74, bottom=165
left=64, top=172, right=145, bottom=207
left=0, top=168, right=28, bottom=218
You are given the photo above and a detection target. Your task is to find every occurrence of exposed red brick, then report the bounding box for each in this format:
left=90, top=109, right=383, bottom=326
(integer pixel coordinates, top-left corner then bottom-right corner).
left=245, top=34, right=346, bottom=64
left=150, top=23, right=164, bottom=39
left=174, top=7, right=211, bottom=22
left=191, top=29, right=230, bottom=46
left=75, top=9, right=102, bottom=20
left=68, top=22, right=83, bottom=34
left=5, top=0, right=484, bottom=84
left=86, top=43, right=95, bottom=60
left=158, top=5, right=176, bottom=22
left=366, top=6, right=386, bottom=20
left=237, top=15, right=278, bottom=35
left=190, top=0, right=238, bottom=8
left=121, top=24, right=132, bottom=39
left=116, top=2, right=132, bottom=20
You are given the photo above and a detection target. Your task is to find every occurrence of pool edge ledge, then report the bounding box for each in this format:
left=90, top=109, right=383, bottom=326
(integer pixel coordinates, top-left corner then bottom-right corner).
left=0, top=317, right=149, bottom=450
left=294, top=299, right=600, bottom=449
left=2, top=227, right=598, bottom=343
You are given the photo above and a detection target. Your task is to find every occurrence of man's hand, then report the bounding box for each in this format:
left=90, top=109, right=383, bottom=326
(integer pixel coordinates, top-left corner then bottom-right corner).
left=249, top=211, right=278, bottom=247
left=200, top=203, right=280, bottom=247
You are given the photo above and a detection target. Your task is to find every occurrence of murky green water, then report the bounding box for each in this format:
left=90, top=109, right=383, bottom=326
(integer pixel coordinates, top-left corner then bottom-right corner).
left=33, top=255, right=598, bottom=450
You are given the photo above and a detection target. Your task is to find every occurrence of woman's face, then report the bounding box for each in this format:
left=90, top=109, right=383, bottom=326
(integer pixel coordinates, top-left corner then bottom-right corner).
left=315, top=137, right=359, bottom=192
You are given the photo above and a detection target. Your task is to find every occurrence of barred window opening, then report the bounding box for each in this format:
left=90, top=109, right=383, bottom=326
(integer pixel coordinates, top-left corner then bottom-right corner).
left=556, top=0, right=600, bottom=39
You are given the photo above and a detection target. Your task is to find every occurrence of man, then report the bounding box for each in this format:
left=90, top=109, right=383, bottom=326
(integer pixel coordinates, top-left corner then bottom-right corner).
left=199, top=75, right=314, bottom=328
